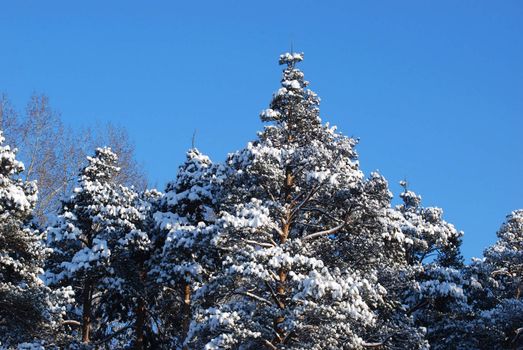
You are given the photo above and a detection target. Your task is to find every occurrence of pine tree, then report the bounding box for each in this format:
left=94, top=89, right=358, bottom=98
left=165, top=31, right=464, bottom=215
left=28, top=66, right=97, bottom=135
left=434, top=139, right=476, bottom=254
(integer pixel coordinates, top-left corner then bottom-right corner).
left=0, top=131, right=69, bottom=347
left=484, top=210, right=523, bottom=299
left=396, top=182, right=471, bottom=349
left=468, top=210, right=523, bottom=348
left=396, top=181, right=463, bottom=268
left=45, top=147, right=138, bottom=345
left=417, top=210, right=523, bottom=349
left=101, top=188, right=161, bottom=349
left=150, top=149, right=222, bottom=347
left=6, top=51, right=518, bottom=349
left=185, top=53, right=424, bottom=349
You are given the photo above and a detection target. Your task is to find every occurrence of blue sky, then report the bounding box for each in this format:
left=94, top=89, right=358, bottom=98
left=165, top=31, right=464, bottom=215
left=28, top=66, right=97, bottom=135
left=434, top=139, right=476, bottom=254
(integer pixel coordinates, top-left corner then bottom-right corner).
left=1, top=1, right=522, bottom=260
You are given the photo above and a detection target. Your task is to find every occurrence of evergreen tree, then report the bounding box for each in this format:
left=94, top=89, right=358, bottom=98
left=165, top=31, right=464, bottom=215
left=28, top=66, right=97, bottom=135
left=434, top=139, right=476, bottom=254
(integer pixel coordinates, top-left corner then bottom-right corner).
left=468, top=210, right=523, bottom=349
left=396, top=182, right=472, bottom=349
left=185, top=53, right=424, bottom=349
left=4, top=51, right=520, bottom=350
left=101, top=188, right=161, bottom=349
left=45, top=147, right=139, bottom=345
left=396, top=181, right=463, bottom=268
left=484, top=210, right=523, bottom=299
left=0, top=131, right=69, bottom=347
left=417, top=210, right=523, bottom=349
left=150, top=149, right=222, bottom=348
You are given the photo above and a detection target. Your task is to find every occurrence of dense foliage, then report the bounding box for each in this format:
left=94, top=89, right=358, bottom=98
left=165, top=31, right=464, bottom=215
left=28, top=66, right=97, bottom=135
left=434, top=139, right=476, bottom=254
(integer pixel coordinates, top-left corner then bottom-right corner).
left=0, top=54, right=521, bottom=349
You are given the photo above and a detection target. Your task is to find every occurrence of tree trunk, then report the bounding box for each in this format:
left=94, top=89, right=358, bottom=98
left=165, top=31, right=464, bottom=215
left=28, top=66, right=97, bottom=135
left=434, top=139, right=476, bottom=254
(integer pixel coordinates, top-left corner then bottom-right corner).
left=182, top=278, right=191, bottom=335
left=273, top=222, right=289, bottom=344
left=134, top=297, right=146, bottom=350
left=81, top=281, right=93, bottom=343
left=272, top=167, right=294, bottom=345
left=134, top=268, right=147, bottom=350
left=273, top=267, right=287, bottom=342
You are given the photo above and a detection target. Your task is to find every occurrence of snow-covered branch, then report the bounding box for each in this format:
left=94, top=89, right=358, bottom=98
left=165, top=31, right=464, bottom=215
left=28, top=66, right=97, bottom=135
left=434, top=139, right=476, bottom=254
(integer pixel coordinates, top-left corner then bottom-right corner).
left=302, top=221, right=346, bottom=241
left=242, top=291, right=273, bottom=305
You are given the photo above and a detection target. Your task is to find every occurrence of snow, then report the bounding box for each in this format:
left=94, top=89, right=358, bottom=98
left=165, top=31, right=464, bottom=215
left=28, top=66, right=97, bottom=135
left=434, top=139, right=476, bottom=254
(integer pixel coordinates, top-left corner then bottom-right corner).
left=282, top=79, right=301, bottom=89
left=259, top=108, right=281, bottom=121
left=279, top=52, right=304, bottom=65
left=16, top=343, right=45, bottom=350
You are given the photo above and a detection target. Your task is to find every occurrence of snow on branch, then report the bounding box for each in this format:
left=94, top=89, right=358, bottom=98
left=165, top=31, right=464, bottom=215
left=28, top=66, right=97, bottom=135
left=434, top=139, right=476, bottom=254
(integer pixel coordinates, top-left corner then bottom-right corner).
left=362, top=341, right=384, bottom=348
left=279, top=52, right=304, bottom=66
left=302, top=221, right=347, bottom=241
left=243, top=239, right=275, bottom=248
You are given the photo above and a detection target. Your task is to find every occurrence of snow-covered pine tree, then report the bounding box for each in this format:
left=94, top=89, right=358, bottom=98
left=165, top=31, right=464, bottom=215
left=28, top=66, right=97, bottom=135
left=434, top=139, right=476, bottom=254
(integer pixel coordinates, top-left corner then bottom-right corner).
left=150, top=149, right=222, bottom=347
left=395, top=182, right=470, bottom=349
left=101, top=188, right=162, bottom=349
left=185, top=53, right=424, bottom=349
left=339, top=176, right=428, bottom=349
left=45, top=147, right=140, bottom=345
left=0, top=131, right=69, bottom=347
left=415, top=210, right=523, bottom=349
left=396, top=181, right=463, bottom=268
left=468, top=210, right=523, bottom=348
left=484, top=210, right=523, bottom=300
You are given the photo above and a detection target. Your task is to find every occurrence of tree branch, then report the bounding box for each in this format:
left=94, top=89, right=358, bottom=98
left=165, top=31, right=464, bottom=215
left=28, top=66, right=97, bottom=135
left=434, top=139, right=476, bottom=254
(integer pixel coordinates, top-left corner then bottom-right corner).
left=264, top=339, right=278, bottom=350
left=242, top=291, right=273, bottom=305
left=302, top=221, right=346, bottom=241
left=302, top=207, right=345, bottom=224
left=265, top=281, right=285, bottom=309
left=362, top=341, right=384, bottom=348
left=290, top=185, right=321, bottom=218
left=491, top=269, right=512, bottom=277
left=407, top=299, right=429, bottom=316
left=62, top=320, right=81, bottom=327
left=93, top=324, right=132, bottom=345
left=243, top=239, right=275, bottom=249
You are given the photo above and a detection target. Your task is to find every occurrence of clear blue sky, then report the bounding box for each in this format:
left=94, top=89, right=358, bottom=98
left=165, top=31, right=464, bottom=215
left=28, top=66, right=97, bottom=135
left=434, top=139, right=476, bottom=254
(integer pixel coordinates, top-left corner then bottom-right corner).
left=1, top=1, right=522, bottom=260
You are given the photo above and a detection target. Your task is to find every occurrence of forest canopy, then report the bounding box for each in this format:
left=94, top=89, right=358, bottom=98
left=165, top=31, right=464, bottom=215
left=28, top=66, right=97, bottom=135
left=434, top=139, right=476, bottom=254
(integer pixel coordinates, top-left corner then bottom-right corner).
left=0, top=53, right=521, bottom=350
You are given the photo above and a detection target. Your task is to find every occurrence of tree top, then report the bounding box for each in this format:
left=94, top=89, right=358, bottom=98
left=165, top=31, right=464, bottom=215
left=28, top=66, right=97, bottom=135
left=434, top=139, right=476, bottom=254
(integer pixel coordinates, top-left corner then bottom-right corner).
left=279, top=52, right=304, bottom=67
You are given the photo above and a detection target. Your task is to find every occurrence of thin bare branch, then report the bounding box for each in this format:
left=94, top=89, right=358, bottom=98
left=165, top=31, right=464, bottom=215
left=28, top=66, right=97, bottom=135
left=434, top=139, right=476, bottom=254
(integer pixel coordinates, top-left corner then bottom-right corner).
left=491, top=269, right=512, bottom=277
left=269, top=270, right=279, bottom=281
left=93, top=324, right=132, bottom=345
left=302, top=207, right=345, bottom=224
left=290, top=184, right=321, bottom=218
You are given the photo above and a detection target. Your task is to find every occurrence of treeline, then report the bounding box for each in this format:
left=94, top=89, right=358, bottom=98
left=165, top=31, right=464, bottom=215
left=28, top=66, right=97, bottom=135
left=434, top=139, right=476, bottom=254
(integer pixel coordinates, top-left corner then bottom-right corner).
left=1, top=53, right=522, bottom=350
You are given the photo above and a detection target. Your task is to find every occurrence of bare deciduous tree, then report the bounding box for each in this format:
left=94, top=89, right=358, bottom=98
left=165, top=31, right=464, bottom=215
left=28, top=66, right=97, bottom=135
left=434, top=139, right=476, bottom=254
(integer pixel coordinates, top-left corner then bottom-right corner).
left=0, top=93, right=147, bottom=224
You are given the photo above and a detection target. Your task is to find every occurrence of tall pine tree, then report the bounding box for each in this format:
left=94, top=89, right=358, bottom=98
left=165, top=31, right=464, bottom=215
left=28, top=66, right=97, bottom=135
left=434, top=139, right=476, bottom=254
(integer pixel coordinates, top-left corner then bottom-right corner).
left=185, top=53, right=424, bottom=349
